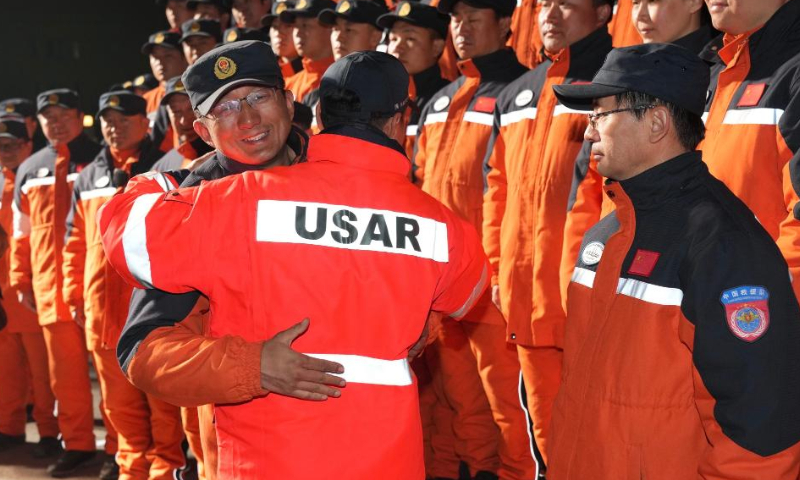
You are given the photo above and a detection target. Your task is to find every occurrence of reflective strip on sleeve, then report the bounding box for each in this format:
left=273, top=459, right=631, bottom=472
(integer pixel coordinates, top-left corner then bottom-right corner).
left=424, top=112, right=449, bottom=126
left=67, top=173, right=80, bottom=182
left=155, top=173, right=175, bottom=193
left=722, top=108, right=784, bottom=126
left=121, top=192, right=163, bottom=289
left=450, top=263, right=489, bottom=319
left=701, top=112, right=709, bottom=124
left=11, top=201, right=31, bottom=238
left=571, top=267, right=596, bottom=289
left=616, top=277, right=683, bottom=306
left=406, top=125, right=419, bottom=137
left=463, top=111, right=494, bottom=126
left=79, top=187, right=118, bottom=201
left=305, top=354, right=412, bottom=386
left=500, top=107, right=537, bottom=127
left=20, top=176, right=55, bottom=195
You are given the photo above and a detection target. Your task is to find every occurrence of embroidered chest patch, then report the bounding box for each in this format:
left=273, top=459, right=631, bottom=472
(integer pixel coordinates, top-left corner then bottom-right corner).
left=720, top=286, right=769, bottom=342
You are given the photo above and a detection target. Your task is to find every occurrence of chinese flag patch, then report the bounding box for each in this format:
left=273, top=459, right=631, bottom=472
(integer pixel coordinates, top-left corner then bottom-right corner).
left=737, top=83, right=765, bottom=107
left=474, top=97, right=496, bottom=113
left=628, top=249, right=660, bottom=277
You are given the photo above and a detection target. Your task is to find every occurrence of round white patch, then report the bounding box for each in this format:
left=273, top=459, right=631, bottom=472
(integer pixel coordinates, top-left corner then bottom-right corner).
left=36, top=168, right=49, bottom=178
left=94, top=175, right=110, bottom=188
left=433, top=96, right=450, bottom=112
left=581, top=241, right=604, bottom=266
left=515, top=89, right=534, bottom=107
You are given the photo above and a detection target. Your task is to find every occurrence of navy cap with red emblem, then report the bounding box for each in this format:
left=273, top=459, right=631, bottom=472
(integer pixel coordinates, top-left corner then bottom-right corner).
left=97, top=91, right=147, bottom=118
left=0, top=117, right=30, bottom=141
left=223, top=27, right=269, bottom=44
left=142, top=30, right=182, bottom=55
left=36, top=89, right=81, bottom=114
left=318, top=0, right=389, bottom=28
left=279, top=0, right=337, bottom=23
left=377, top=1, right=450, bottom=39
left=261, top=0, right=295, bottom=28
left=180, top=18, right=223, bottom=44
left=0, top=98, right=36, bottom=119
left=161, top=76, right=190, bottom=106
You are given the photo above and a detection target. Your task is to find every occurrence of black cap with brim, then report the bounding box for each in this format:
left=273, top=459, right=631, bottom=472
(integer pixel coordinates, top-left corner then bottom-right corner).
left=142, top=30, right=182, bottom=55
left=0, top=98, right=36, bottom=118
left=261, top=0, right=295, bottom=27
left=187, top=0, right=229, bottom=10
left=437, top=0, right=515, bottom=16
left=224, top=27, right=269, bottom=43
left=36, top=89, right=80, bottom=113
left=97, top=91, right=148, bottom=118
left=377, top=1, right=450, bottom=39
left=180, top=19, right=223, bottom=43
left=132, top=73, right=160, bottom=91
left=161, top=77, right=190, bottom=106
left=279, top=0, right=337, bottom=23
left=0, top=118, right=30, bottom=140
left=182, top=40, right=284, bottom=115
left=318, top=0, right=388, bottom=28
left=552, top=43, right=710, bottom=117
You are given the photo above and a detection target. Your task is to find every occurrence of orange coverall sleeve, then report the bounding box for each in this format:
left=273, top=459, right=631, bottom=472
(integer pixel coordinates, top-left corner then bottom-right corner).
left=62, top=181, right=87, bottom=313
left=10, top=174, right=33, bottom=292
left=482, top=108, right=507, bottom=286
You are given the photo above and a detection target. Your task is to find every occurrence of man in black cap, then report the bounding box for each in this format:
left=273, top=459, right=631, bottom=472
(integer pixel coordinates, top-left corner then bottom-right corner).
left=189, top=0, right=232, bottom=29
left=546, top=42, right=800, bottom=479
left=226, top=0, right=272, bottom=28
left=262, top=1, right=304, bottom=79
left=222, top=26, right=269, bottom=43
left=142, top=30, right=189, bottom=115
left=156, top=0, right=197, bottom=30
left=0, top=98, right=41, bottom=149
left=280, top=0, right=336, bottom=102
left=123, top=74, right=160, bottom=98
left=180, top=18, right=224, bottom=65
left=11, top=89, right=104, bottom=477
left=99, top=49, right=488, bottom=480
left=319, top=0, right=387, bottom=61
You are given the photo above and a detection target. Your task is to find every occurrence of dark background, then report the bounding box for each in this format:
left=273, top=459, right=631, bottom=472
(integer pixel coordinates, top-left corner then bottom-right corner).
left=0, top=1, right=168, bottom=116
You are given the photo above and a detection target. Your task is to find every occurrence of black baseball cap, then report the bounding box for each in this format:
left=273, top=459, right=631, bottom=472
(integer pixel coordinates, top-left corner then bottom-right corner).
left=262, top=0, right=295, bottom=27
left=0, top=117, right=30, bottom=141
left=180, top=18, right=223, bottom=43
left=187, top=0, right=229, bottom=10
left=320, top=51, right=409, bottom=122
left=161, top=76, right=190, bottom=106
left=279, top=0, right=337, bottom=23
left=36, top=89, right=81, bottom=113
left=224, top=27, right=269, bottom=43
left=318, top=0, right=389, bottom=28
left=553, top=43, right=710, bottom=117
left=97, top=91, right=148, bottom=118
left=142, top=30, right=182, bottom=55
left=438, top=0, right=515, bottom=17
left=0, top=98, right=36, bottom=118
left=130, top=73, right=160, bottom=91
left=377, top=1, right=450, bottom=39
left=182, top=40, right=284, bottom=115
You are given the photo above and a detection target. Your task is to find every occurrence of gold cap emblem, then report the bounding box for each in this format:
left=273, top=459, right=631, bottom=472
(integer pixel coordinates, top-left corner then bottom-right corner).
left=276, top=2, right=288, bottom=14
left=0, top=123, right=7, bottom=134
left=227, top=30, right=238, bottom=42
left=398, top=2, right=411, bottom=17
left=134, top=75, right=146, bottom=86
left=296, top=0, right=308, bottom=10
left=154, top=32, right=165, bottom=44
left=190, top=21, right=201, bottom=32
left=337, top=0, right=351, bottom=13
left=214, top=56, right=238, bottom=80
left=122, top=81, right=133, bottom=88
left=108, top=95, right=120, bottom=107
left=48, top=94, right=60, bottom=105
left=175, top=80, right=185, bottom=92
left=4, top=104, right=14, bottom=113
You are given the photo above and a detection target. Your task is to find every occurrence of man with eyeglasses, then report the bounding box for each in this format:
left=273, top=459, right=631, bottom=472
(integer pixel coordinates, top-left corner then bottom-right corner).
left=546, top=42, right=800, bottom=479
left=98, top=48, right=488, bottom=480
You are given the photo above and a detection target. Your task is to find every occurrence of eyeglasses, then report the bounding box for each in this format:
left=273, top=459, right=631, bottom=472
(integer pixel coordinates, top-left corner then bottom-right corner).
left=0, top=141, right=25, bottom=153
left=202, top=88, right=282, bottom=122
left=586, top=104, right=655, bottom=131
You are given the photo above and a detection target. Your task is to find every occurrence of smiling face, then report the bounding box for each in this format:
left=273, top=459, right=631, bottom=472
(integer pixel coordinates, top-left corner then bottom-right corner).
left=330, top=18, right=382, bottom=60
left=37, top=106, right=84, bottom=146
left=449, top=3, right=510, bottom=60
left=705, top=0, right=788, bottom=35
left=633, top=0, right=703, bottom=43
left=537, top=0, right=610, bottom=54
left=194, top=84, right=295, bottom=166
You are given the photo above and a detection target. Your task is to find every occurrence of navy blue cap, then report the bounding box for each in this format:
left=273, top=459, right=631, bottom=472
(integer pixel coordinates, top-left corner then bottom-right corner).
left=279, top=0, right=337, bottom=23
left=161, top=77, right=190, bottom=106
left=180, top=18, right=223, bottom=43
left=36, top=89, right=80, bottom=113
left=377, top=1, right=450, bottom=39
left=182, top=40, right=284, bottom=115
left=261, top=0, right=295, bottom=27
left=142, top=30, right=182, bottom=55
left=97, top=91, right=148, bottom=118
left=0, top=117, right=30, bottom=141
left=224, top=27, right=269, bottom=43
left=0, top=98, right=36, bottom=118
left=438, top=0, right=515, bottom=16
left=319, top=0, right=389, bottom=28
left=553, top=43, right=710, bottom=117
left=320, top=51, right=409, bottom=122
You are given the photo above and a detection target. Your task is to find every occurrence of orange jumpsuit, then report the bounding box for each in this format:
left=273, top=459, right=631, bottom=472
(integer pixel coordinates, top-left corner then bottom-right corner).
left=62, top=140, right=186, bottom=480
left=0, top=166, right=57, bottom=441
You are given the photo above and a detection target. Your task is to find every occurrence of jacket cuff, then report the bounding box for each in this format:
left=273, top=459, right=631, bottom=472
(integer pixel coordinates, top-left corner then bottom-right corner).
left=234, top=341, right=267, bottom=400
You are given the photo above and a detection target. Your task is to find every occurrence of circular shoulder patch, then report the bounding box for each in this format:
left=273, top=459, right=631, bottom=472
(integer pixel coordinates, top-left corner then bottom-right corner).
left=433, top=96, right=450, bottom=112
left=36, top=167, right=50, bottom=178
left=515, top=89, right=534, bottom=107
left=581, top=241, right=604, bottom=266
left=94, top=175, right=110, bottom=188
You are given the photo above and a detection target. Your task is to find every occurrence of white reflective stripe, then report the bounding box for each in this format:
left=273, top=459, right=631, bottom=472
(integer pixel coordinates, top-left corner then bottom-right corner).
left=722, top=108, right=784, bottom=125
left=463, top=111, right=494, bottom=126
left=553, top=104, right=586, bottom=117
left=500, top=107, right=537, bottom=127
left=451, top=263, right=489, bottom=318
left=306, top=354, right=412, bottom=386
left=21, top=176, right=55, bottom=194
left=571, top=267, right=596, bottom=289
left=406, top=125, right=419, bottom=137
left=616, top=277, right=683, bottom=306
left=79, top=187, right=117, bottom=201
left=424, top=112, right=449, bottom=125
left=155, top=173, right=174, bottom=193
left=67, top=173, right=80, bottom=182
left=701, top=112, right=709, bottom=124
left=11, top=201, right=30, bottom=239
left=121, top=193, right=163, bottom=288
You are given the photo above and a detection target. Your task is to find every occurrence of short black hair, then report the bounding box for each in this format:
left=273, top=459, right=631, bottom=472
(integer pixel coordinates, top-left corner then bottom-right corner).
left=319, top=88, right=394, bottom=130
left=615, top=91, right=705, bottom=151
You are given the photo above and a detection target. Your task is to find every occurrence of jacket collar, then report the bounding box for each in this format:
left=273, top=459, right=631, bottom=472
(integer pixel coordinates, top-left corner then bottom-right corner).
left=309, top=125, right=410, bottom=177
left=458, top=48, right=524, bottom=81
left=746, top=0, right=800, bottom=56
left=412, top=64, right=445, bottom=98
left=53, top=133, right=98, bottom=164
left=612, top=151, right=707, bottom=210
left=673, top=24, right=717, bottom=56
left=216, top=124, right=309, bottom=174
left=302, top=56, right=335, bottom=75
left=550, top=26, right=612, bottom=63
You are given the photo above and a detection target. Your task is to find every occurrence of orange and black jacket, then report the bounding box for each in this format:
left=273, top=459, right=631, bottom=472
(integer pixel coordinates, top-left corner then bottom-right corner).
left=279, top=56, right=304, bottom=80
left=404, top=64, right=450, bottom=159
left=116, top=126, right=309, bottom=406
left=482, top=27, right=612, bottom=346
left=11, top=134, right=101, bottom=325
left=62, top=138, right=164, bottom=351
left=548, top=152, right=800, bottom=479
left=151, top=137, right=214, bottom=172
left=285, top=56, right=334, bottom=103
left=700, top=0, right=800, bottom=300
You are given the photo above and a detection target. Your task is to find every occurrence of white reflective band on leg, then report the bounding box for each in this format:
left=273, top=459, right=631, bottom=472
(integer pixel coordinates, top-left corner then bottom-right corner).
left=306, top=354, right=412, bottom=386
left=121, top=192, right=163, bottom=289
left=571, top=267, right=596, bottom=289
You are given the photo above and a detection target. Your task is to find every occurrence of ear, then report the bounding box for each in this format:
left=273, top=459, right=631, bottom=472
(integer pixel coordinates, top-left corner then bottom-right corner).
left=649, top=105, right=670, bottom=144
left=193, top=118, right=215, bottom=147
left=498, top=15, right=512, bottom=40
left=284, top=89, right=295, bottom=117
left=595, top=3, right=612, bottom=27
left=315, top=102, right=324, bottom=130
left=688, top=0, right=704, bottom=15
left=370, top=27, right=383, bottom=49
left=138, top=115, right=151, bottom=131
left=432, top=38, right=446, bottom=58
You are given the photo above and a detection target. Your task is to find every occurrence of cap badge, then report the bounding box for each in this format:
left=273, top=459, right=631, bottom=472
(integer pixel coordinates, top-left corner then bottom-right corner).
left=398, top=2, right=411, bottom=17
left=108, top=95, right=120, bottom=107
left=134, top=75, right=146, bottom=86
left=122, top=81, right=133, bottom=88
left=175, top=80, right=185, bottom=92
left=214, top=56, right=238, bottom=80
left=515, top=89, right=533, bottom=107
left=4, top=104, right=14, bottom=113
left=95, top=175, right=111, bottom=188
left=276, top=2, right=288, bottom=13
left=433, top=96, right=450, bottom=112
left=337, top=1, right=351, bottom=13
left=47, top=94, right=60, bottom=105
left=154, top=32, right=166, bottom=44
left=227, top=30, right=238, bottom=42
left=0, top=123, right=7, bottom=133
left=190, top=21, right=201, bottom=33
left=36, top=168, right=49, bottom=178
left=296, top=0, right=308, bottom=10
